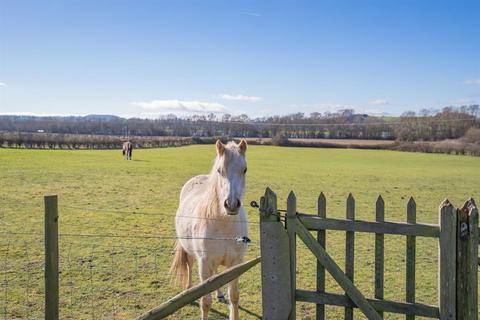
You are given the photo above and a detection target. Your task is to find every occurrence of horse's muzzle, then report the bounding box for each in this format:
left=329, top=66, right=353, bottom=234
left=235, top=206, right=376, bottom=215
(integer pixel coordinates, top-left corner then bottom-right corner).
left=224, top=199, right=241, bottom=214
left=226, top=208, right=240, bottom=215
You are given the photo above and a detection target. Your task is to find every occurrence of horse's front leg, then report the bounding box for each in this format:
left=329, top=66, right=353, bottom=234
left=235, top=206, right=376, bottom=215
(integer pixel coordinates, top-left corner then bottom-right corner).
left=198, top=259, right=214, bottom=320
left=216, top=288, right=227, bottom=304
left=228, top=277, right=240, bottom=320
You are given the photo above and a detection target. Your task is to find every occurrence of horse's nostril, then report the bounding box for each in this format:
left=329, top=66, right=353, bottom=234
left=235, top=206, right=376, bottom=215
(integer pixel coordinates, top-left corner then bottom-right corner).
left=224, top=199, right=229, bottom=208
left=236, top=199, right=241, bottom=208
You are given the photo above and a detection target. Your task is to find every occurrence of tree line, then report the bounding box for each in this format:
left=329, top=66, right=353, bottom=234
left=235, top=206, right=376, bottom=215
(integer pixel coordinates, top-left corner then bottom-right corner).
left=0, top=105, right=478, bottom=142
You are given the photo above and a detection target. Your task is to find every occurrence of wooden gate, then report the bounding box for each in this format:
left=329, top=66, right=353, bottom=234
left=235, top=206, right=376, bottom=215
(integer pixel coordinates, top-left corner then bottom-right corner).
left=258, top=188, right=478, bottom=320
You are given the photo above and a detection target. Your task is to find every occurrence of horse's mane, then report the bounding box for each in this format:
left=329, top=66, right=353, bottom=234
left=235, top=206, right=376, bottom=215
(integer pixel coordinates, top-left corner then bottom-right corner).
left=198, top=142, right=242, bottom=221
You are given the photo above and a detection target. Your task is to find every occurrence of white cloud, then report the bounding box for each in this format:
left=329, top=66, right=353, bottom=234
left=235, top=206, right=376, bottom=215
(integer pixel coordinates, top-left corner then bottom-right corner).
left=289, top=103, right=357, bottom=113
left=0, top=82, right=6, bottom=87
left=218, top=94, right=262, bottom=102
left=464, top=79, right=480, bottom=85
left=368, top=99, right=389, bottom=105
left=131, top=99, right=227, bottom=113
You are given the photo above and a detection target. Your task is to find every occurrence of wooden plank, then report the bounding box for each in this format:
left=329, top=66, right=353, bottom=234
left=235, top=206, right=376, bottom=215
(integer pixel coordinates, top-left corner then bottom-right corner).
left=286, top=191, right=297, bottom=320
left=317, top=192, right=326, bottom=320
left=438, top=199, right=456, bottom=320
left=293, top=218, right=382, bottom=320
left=298, top=214, right=439, bottom=237
left=44, top=194, right=59, bottom=320
left=345, top=193, right=355, bottom=320
left=466, top=199, right=478, bottom=320
left=406, top=197, right=416, bottom=320
left=135, top=257, right=261, bottom=320
left=296, top=290, right=440, bottom=319
left=260, top=188, right=292, bottom=320
left=456, top=205, right=468, bottom=320
left=375, top=195, right=384, bottom=319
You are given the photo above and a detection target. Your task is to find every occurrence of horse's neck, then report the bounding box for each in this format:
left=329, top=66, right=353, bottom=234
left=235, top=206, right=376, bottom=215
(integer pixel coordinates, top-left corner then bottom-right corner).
left=199, top=174, right=223, bottom=220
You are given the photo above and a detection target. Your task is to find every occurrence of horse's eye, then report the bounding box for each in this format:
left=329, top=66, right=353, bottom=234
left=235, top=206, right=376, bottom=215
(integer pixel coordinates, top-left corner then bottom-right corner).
left=243, top=168, right=247, bottom=174
left=217, top=168, right=221, bottom=174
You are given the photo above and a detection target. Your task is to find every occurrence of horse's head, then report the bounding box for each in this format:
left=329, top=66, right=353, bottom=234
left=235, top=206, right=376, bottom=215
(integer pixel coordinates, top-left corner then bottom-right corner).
left=214, top=139, right=248, bottom=215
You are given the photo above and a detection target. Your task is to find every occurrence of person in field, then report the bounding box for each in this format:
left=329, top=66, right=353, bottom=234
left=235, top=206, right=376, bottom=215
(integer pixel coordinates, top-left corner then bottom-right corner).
left=122, top=141, right=133, bottom=160
left=171, top=140, right=249, bottom=320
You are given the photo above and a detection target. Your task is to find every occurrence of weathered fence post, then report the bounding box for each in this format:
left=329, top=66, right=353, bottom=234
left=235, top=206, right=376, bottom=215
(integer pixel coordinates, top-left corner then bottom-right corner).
left=44, top=194, right=59, bottom=320
left=456, top=199, right=478, bottom=320
left=438, top=199, right=456, bottom=320
left=259, top=188, right=292, bottom=320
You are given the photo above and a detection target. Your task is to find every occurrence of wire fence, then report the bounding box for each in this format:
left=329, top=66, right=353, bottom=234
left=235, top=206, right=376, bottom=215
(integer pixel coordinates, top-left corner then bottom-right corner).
left=0, top=197, right=262, bottom=319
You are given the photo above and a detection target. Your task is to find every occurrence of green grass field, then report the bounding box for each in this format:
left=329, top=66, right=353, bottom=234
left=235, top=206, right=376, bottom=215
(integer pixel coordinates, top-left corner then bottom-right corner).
left=1, top=145, right=479, bottom=319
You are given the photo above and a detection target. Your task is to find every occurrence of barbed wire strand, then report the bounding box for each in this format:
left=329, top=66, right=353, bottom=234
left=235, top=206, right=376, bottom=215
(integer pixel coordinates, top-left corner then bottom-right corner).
left=59, top=222, right=258, bottom=237
left=61, top=240, right=259, bottom=256
left=0, top=231, right=253, bottom=243
left=60, top=219, right=260, bottom=231
left=61, top=204, right=260, bottom=224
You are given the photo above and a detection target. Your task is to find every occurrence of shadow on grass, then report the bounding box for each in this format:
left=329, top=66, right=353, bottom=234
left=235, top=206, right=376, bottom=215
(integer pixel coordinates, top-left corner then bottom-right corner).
left=190, top=302, right=261, bottom=319
left=190, top=301, right=228, bottom=318
left=239, top=305, right=262, bottom=319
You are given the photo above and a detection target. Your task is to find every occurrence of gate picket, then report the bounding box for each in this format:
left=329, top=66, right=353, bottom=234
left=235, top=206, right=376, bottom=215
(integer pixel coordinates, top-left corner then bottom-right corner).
left=375, top=195, right=384, bottom=319
left=317, top=193, right=326, bottom=320
left=406, top=197, right=416, bottom=320
left=345, top=194, right=355, bottom=320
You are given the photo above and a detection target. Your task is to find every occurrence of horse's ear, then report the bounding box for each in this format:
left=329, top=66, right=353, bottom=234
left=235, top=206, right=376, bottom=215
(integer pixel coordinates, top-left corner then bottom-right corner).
left=238, top=139, right=247, bottom=154
left=216, top=139, right=225, bottom=156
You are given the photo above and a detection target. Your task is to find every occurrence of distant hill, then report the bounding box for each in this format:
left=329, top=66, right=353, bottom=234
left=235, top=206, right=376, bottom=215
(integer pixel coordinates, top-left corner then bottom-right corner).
left=83, top=114, right=122, bottom=121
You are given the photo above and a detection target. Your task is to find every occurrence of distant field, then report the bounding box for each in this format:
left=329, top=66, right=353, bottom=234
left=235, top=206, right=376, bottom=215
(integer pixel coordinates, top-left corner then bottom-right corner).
left=288, top=138, right=395, bottom=146
left=242, top=137, right=394, bottom=146
left=1, top=145, right=479, bottom=319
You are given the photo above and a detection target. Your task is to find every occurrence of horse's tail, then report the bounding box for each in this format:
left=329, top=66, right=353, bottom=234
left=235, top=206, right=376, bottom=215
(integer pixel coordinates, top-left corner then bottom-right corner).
left=170, top=241, right=189, bottom=288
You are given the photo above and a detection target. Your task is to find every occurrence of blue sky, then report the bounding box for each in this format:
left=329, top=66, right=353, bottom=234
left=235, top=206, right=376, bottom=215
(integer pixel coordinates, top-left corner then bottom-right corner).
left=1, top=0, right=479, bottom=118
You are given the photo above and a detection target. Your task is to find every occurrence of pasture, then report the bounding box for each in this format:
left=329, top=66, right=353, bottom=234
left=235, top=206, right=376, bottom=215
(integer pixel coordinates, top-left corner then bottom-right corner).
left=0, top=145, right=479, bottom=319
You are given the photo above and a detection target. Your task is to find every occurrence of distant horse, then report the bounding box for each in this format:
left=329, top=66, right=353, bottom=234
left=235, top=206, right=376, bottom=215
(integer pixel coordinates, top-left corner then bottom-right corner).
left=122, top=141, right=133, bottom=160
left=171, top=140, right=248, bottom=320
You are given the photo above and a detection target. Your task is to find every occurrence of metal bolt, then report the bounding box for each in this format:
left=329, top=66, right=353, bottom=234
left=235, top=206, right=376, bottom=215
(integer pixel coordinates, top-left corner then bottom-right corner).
left=460, top=222, right=469, bottom=240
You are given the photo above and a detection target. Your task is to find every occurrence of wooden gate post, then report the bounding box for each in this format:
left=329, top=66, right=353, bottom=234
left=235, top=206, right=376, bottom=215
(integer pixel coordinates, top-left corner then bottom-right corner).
left=259, top=188, right=292, bottom=320
left=438, top=200, right=456, bottom=320
left=456, top=199, right=478, bottom=320
left=44, top=194, right=59, bottom=320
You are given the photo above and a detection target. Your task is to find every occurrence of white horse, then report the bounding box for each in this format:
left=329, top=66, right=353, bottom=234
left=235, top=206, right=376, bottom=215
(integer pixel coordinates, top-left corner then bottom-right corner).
left=171, top=140, right=249, bottom=320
